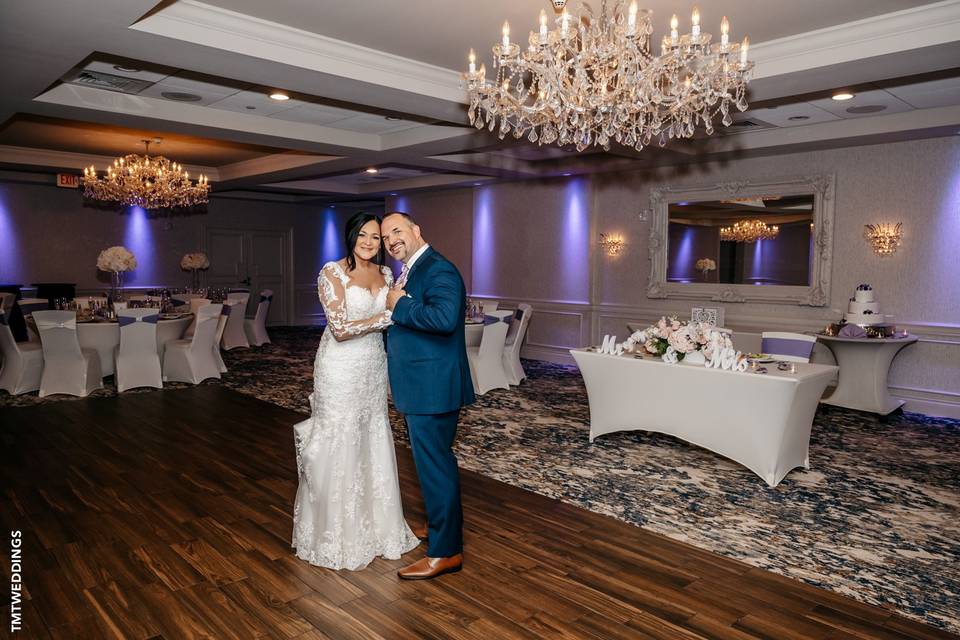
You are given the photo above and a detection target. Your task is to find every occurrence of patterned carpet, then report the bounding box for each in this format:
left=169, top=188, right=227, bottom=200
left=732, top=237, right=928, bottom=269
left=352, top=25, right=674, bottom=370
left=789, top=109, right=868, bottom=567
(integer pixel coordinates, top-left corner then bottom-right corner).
left=3, top=327, right=959, bottom=633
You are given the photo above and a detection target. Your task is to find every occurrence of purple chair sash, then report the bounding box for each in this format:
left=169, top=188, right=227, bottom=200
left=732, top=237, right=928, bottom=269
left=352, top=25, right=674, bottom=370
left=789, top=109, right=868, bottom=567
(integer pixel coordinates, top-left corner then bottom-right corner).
left=170, top=298, right=186, bottom=307
left=761, top=337, right=815, bottom=358
left=221, top=304, right=232, bottom=316
left=118, top=314, right=159, bottom=327
left=483, top=313, right=513, bottom=326
left=259, top=294, right=273, bottom=302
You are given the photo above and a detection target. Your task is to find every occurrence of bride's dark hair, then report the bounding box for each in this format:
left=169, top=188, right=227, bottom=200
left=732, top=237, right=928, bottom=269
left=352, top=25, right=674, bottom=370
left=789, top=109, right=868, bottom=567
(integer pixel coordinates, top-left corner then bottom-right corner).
left=344, top=211, right=385, bottom=271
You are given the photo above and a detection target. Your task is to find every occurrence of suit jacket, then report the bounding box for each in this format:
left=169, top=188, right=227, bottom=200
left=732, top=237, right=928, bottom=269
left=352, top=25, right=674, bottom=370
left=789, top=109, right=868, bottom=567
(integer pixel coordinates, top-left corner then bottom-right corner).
left=387, top=247, right=476, bottom=415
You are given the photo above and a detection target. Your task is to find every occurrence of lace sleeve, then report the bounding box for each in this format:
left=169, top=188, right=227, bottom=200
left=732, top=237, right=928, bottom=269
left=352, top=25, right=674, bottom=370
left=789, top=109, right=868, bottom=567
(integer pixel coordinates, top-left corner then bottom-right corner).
left=318, top=264, right=392, bottom=341
left=381, top=265, right=394, bottom=287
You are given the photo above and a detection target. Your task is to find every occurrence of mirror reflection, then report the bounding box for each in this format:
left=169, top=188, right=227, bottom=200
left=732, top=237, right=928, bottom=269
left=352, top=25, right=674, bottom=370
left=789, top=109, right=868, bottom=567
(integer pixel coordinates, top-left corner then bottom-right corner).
left=666, top=194, right=815, bottom=286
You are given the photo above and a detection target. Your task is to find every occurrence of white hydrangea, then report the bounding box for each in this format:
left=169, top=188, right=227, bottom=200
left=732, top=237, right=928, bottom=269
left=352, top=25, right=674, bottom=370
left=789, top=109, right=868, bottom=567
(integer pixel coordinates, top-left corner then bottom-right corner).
left=96, top=246, right=137, bottom=272
left=180, top=252, right=210, bottom=270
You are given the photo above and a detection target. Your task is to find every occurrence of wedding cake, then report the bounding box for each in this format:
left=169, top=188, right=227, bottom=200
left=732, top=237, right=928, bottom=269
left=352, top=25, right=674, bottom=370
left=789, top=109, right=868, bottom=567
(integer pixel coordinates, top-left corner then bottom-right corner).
left=844, top=284, right=886, bottom=326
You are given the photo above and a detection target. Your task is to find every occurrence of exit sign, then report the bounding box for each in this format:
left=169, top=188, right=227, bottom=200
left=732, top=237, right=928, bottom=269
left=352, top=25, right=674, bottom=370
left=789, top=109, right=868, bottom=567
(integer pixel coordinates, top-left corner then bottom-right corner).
left=57, top=173, right=80, bottom=189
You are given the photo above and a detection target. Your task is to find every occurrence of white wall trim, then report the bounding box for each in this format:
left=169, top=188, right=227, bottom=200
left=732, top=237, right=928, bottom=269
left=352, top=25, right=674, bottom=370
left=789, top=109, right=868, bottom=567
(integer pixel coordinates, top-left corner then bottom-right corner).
left=131, top=0, right=466, bottom=104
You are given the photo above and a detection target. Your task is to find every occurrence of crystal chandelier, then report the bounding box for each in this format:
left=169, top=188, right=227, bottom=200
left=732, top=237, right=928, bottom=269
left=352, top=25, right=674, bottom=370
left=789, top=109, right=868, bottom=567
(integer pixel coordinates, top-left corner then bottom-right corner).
left=82, top=140, right=210, bottom=210
left=461, top=0, right=754, bottom=152
left=720, top=219, right=779, bottom=243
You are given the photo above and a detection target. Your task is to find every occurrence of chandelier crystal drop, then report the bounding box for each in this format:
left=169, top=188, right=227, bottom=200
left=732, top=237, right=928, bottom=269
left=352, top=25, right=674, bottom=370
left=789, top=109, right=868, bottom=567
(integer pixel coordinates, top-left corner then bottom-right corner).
left=720, top=219, right=779, bottom=243
left=461, top=1, right=754, bottom=152
left=82, top=140, right=210, bottom=210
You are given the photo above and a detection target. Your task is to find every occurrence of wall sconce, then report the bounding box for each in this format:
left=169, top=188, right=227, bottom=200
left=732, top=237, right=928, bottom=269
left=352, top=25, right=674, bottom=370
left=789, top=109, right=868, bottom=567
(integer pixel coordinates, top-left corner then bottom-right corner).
left=599, top=233, right=626, bottom=256
left=864, top=222, right=902, bottom=257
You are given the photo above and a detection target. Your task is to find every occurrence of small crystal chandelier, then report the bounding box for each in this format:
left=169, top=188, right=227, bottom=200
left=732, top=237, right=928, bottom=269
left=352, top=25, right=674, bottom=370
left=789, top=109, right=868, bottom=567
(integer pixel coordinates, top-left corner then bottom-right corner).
left=720, top=219, right=779, bottom=243
left=599, top=233, right=626, bottom=256
left=864, top=222, right=902, bottom=257
left=461, top=0, right=754, bottom=152
left=82, top=139, right=210, bottom=210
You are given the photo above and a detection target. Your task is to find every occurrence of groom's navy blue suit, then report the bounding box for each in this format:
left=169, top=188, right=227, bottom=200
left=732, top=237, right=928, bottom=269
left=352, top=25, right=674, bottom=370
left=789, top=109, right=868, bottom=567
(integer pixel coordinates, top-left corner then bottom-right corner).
left=387, top=246, right=475, bottom=557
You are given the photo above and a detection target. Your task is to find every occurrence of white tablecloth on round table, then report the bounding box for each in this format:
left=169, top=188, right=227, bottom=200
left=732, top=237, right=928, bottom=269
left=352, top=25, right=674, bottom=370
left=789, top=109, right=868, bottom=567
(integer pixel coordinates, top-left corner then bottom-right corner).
left=816, top=333, right=918, bottom=415
left=572, top=348, right=837, bottom=487
left=76, top=316, right=193, bottom=376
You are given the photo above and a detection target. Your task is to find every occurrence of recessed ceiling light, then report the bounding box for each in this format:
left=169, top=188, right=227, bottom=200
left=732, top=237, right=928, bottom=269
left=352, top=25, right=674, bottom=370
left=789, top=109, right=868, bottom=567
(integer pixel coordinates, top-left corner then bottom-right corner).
left=385, top=116, right=402, bottom=121
left=562, top=172, right=572, bottom=176
left=161, top=91, right=202, bottom=102
left=112, top=65, right=141, bottom=73
left=365, top=168, right=379, bottom=174
left=474, top=182, right=482, bottom=186
left=832, top=91, right=855, bottom=101
left=245, top=106, right=257, bottom=110
left=389, top=192, right=398, bottom=196
left=787, top=115, right=810, bottom=121
left=269, top=92, right=290, bottom=101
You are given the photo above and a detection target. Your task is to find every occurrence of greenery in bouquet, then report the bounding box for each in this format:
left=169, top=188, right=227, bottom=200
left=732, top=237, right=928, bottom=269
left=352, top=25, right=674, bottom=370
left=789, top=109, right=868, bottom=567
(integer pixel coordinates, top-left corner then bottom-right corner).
left=621, top=316, right=732, bottom=363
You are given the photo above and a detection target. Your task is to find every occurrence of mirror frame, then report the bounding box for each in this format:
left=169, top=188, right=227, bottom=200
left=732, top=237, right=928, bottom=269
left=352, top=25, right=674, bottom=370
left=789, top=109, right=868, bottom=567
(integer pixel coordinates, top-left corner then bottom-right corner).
left=646, top=174, right=836, bottom=306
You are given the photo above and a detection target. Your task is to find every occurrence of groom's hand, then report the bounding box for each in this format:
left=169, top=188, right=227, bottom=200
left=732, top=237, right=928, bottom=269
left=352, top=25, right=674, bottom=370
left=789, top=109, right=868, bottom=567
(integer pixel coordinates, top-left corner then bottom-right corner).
left=386, top=288, right=406, bottom=310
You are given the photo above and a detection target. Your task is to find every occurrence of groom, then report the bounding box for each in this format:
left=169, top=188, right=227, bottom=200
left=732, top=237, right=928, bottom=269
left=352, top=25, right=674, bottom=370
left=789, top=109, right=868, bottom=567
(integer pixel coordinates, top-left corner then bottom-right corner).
left=383, top=211, right=475, bottom=579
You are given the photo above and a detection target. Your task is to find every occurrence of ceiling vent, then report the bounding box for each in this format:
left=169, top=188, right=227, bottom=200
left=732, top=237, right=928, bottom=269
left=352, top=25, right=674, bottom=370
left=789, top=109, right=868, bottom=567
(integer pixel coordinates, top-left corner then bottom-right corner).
left=65, top=70, right=154, bottom=94
left=718, top=117, right=776, bottom=135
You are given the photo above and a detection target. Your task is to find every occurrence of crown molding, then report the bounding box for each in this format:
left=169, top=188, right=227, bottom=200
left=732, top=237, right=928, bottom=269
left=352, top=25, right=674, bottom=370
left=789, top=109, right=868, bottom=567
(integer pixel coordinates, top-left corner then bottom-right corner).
left=751, top=0, right=960, bottom=78
left=0, top=145, right=219, bottom=179
left=130, top=0, right=466, bottom=104
left=216, top=153, right=341, bottom=182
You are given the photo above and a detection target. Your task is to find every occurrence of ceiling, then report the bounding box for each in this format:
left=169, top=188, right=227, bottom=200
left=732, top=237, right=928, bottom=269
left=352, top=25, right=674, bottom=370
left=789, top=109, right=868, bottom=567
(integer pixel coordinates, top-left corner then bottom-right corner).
left=1, top=0, right=959, bottom=204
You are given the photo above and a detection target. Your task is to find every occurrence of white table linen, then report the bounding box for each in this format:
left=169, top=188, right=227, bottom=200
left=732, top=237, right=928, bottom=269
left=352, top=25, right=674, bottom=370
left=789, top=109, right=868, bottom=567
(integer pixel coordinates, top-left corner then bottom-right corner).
left=816, top=333, right=918, bottom=415
left=572, top=348, right=837, bottom=487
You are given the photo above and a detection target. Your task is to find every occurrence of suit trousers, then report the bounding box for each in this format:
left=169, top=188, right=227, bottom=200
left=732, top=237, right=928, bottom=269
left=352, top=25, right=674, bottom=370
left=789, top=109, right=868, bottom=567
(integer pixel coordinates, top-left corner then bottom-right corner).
left=405, top=409, right=463, bottom=557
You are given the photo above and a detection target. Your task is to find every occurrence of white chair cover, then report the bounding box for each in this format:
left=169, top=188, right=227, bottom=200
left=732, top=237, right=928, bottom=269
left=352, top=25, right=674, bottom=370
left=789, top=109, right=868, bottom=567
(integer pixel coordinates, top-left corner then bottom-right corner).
left=502, top=303, right=533, bottom=385
left=213, top=303, right=231, bottom=373
left=761, top=331, right=818, bottom=363
left=162, top=304, right=223, bottom=384
left=0, top=310, right=43, bottom=395
left=221, top=298, right=249, bottom=350
left=183, top=298, right=211, bottom=338
left=34, top=310, right=103, bottom=397
left=243, top=289, right=272, bottom=346
left=17, top=298, right=49, bottom=342
left=467, top=309, right=511, bottom=395
left=0, top=293, right=15, bottom=318
left=479, top=300, right=499, bottom=313
left=115, top=309, right=162, bottom=392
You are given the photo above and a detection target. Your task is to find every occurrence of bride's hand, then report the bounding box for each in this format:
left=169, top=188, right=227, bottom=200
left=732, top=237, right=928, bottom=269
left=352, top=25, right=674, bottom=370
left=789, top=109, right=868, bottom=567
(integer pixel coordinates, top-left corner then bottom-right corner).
left=386, top=287, right=406, bottom=310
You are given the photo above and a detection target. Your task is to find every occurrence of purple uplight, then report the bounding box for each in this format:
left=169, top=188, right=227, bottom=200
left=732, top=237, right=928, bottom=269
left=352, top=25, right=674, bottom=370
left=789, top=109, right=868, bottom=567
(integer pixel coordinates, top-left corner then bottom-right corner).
left=673, top=226, right=695, bottom=279
left=562, top=178, right=590, bottom=303
left=321, top=207, right=340, bottom=266
left=750, top=238, right=765, bottom=281
left=123, top=206, right=154, bottom=286
left=0, top=187, right=21, bottom=282
left=471, top=186, right=494, bottom=295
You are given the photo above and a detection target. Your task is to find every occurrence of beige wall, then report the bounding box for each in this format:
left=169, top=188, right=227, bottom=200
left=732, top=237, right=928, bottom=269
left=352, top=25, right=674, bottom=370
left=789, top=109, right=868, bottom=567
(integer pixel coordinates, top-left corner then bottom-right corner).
left=389, top=136, right=960, bottom=418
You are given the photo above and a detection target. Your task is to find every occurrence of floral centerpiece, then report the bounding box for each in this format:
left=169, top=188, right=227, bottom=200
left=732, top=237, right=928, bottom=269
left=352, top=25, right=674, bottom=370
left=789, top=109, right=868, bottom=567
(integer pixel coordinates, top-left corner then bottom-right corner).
left=621, top=316, right=733, bottom=365
left=695, top=257, right=716, bottom=280
left=180, top=252, right=210, bottom=291
left=96, top=245, right=137, bottom=301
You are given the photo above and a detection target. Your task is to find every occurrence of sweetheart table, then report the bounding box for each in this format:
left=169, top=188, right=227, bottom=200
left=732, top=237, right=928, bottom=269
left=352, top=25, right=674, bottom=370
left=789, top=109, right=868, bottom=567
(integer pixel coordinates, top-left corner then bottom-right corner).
left=572, top=349, right=837, bottom=487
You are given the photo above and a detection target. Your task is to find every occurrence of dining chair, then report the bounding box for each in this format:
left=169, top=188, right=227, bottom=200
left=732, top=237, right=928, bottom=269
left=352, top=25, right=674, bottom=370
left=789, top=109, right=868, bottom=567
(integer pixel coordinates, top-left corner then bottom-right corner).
left=243, top=289, right=273, bottom=346
left=761, top=331, right=818, bottom=363
left=0, top=310, right=44, bottom=395
left=183, top=297, right=211, bottom=338
left=478, top=300, right=499, bottom=313
left=467, top=309, right=512, bottom=395
left=17, top=297, right=50, bottom=342
left=34, top=310, right=103, bottom=397
left=115, top=309, right=162, bottom=392
left=213, top=303, right=231, bottom=373
left=162, top=303, right=223, bottom=384
left=502, top=304, right=533, bottom=386
left=221, top=298, right=250, bottom=350
left=0, top=293, right=15, bottom=318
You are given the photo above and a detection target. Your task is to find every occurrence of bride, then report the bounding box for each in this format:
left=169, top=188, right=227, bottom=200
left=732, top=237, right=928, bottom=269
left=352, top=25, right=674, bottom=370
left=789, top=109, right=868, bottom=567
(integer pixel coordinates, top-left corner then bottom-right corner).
left=292, top=212, right=420, bottom=570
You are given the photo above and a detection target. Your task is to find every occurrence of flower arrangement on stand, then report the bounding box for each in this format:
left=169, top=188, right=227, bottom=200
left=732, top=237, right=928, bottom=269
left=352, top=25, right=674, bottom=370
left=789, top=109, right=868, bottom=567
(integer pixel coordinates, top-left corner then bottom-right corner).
left=695, top=257, right=716, bottom=281
left=96, top=245, right=137, bottom=302
left=180, top=252, right=210, bottom=291
left=621, top=316, right=733, bottom=365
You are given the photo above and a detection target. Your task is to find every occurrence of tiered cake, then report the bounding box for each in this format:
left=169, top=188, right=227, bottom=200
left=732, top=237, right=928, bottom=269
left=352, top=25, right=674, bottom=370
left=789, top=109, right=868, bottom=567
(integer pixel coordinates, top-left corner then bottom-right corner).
left=844, top=284, right=886, bottom=326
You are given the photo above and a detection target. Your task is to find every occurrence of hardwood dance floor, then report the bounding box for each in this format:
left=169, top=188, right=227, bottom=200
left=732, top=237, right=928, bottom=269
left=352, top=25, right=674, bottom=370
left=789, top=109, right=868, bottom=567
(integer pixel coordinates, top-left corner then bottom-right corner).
left=1, top=387, right=954, bottom=640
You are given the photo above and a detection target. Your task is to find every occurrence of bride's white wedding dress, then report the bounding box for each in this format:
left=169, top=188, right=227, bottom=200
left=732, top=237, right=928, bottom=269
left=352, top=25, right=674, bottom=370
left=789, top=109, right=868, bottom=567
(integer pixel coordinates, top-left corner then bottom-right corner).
left=292, top=261, right=419, bottom=570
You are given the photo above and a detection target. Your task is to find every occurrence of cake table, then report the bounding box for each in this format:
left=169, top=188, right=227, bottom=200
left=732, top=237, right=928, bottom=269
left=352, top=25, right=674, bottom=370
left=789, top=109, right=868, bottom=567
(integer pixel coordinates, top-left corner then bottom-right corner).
left=817, top=333, right=918, bottom=415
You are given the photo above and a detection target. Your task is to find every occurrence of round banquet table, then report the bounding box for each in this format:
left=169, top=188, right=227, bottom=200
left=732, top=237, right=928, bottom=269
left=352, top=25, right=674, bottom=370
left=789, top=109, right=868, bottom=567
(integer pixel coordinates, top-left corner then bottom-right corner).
left=816, top=333, right=918, bottom=415
left=75, top=316, right=193, bottom=376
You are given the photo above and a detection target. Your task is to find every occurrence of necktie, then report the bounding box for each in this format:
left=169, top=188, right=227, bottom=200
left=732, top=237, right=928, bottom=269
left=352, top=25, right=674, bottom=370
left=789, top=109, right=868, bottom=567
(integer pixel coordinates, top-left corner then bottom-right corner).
left=396, top=263, right=410, bottom=289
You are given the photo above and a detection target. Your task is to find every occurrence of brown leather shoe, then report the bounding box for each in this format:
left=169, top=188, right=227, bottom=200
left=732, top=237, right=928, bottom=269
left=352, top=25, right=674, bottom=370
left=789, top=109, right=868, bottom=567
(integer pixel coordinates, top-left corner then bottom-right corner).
left=409, top=521, right=428, bottom=540
left=397, top=554, right=463, bottom=580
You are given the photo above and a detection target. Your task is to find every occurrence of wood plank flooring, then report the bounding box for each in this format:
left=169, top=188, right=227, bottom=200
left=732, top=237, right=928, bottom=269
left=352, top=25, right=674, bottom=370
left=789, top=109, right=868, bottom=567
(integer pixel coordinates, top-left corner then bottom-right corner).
left=0, top=386, right=955, bottom=640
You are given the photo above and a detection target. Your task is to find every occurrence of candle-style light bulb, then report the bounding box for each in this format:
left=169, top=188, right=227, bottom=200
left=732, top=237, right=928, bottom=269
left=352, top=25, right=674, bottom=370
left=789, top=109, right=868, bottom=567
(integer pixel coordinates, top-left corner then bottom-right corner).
left=468, top=49, right=476, bottom=73
left=740, top=35, right=749, bottom=64
left=670, top=14, right=679, bottom=43
left=721, top=16, right=729, bottom=46
left=561, top=8, right=570, bottom=35
left=691, top=6, right=700, bottom=37
left=502, top=21, right=510, bottom=48
left=627, top=1, right=638, bottom=34
left=539, top=9, right=548, bottom=43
